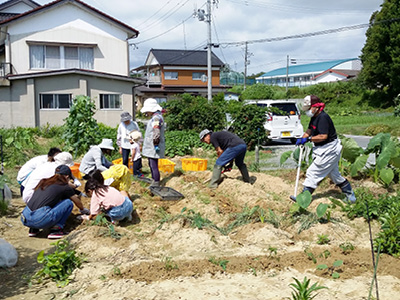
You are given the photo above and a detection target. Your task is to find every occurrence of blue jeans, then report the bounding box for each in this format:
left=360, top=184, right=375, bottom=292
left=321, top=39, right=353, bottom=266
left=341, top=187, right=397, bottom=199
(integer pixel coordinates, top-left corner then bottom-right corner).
left=21, top=199, right=73, bottom=229
left=216, top=143, right=247, bottom=168
left=107, top=197, right=133, bottom=221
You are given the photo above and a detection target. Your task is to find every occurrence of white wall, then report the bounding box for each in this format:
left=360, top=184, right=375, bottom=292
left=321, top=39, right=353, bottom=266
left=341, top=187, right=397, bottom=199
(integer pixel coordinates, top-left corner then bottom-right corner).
left=7, top=3, right=130, bottom=76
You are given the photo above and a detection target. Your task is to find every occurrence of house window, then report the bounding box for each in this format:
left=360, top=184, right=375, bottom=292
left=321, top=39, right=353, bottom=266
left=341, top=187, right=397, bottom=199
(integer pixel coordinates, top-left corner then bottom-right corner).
left=192, top=72, right=205, bottom=80
left=164, top=71, right=178, bottom=80
left=30, top=45, right=94, bottom=70
left=100, top=94, right=122, bottom=109
left=40, top=94, right=72, bottom=109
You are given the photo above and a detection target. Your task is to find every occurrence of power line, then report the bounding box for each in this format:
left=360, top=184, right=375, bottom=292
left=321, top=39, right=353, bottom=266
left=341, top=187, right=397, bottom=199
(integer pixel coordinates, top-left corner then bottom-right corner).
left=219, top=17, right=400, bottom=47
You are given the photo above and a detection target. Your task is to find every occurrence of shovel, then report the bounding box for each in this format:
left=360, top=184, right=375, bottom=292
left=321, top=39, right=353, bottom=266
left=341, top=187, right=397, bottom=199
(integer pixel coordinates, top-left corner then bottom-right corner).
left=290, top=145, right=304, bottom=201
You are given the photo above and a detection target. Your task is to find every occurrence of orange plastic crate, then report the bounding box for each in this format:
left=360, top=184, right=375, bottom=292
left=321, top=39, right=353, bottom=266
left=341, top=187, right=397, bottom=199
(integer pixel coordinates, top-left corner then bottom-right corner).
left=70, top=162, right=82, bottom=179
left=158, top=159, right=175, bottom=173
left=181, top=158, right=208, bottom=171
left=112, top=158, right=133, bottom=174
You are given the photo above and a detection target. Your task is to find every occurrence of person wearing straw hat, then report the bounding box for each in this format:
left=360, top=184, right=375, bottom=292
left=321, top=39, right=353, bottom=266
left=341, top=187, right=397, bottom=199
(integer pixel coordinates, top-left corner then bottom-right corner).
left=140, top=98, right=165, bottom=187
left=117, top=112, right=140, bottom=168
left=290, top=95, right=356, bottom=202
left=79, top=138, right=114, bottom=178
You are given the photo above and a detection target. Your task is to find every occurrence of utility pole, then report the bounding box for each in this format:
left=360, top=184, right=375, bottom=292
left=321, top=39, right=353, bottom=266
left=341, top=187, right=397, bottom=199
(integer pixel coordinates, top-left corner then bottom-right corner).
left=244, top=42, right=252, bottom=90
left=286, top=54, right=289, bottom=92
left=206, top=0, right=212, bottom=101
left=195, top=1, right=215, bottom=102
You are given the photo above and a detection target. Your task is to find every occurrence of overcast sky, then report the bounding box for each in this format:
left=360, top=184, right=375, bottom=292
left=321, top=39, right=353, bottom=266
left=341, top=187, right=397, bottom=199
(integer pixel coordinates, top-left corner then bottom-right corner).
left=34, top=0, right=383, bottom=75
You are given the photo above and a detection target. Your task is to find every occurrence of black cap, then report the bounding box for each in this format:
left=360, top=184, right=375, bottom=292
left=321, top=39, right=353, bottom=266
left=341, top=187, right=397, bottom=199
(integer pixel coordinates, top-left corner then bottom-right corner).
left=55, top=165, right=73, bottom=178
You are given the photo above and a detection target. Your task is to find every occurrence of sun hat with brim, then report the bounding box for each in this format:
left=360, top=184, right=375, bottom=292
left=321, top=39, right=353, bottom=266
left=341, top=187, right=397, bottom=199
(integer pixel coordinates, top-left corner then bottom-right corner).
left=140, top=98, right=162, bottom=113
left=120, top=111, right=132, bottom=122
left=54, top=152, right=74, bottom=167
left=301, top=95, right=321, bottom=111
left=98, top=138, right=114, bottom=150
left=55, top=165, right=73, bottom=178
left=129, top=130, right=142, bottom=141
left=199, top=129, right=211, bottom=140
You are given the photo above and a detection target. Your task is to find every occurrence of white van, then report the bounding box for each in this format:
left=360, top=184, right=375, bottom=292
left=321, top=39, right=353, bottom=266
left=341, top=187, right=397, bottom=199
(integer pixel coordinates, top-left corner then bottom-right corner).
left=246, top=99, right=304, bottom=144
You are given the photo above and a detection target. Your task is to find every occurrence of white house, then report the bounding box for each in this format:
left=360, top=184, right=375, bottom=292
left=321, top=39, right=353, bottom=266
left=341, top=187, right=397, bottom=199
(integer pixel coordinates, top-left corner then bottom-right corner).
left=256, top=58, right=361, bottom=88
left=0, top=0, right=145, bottom=128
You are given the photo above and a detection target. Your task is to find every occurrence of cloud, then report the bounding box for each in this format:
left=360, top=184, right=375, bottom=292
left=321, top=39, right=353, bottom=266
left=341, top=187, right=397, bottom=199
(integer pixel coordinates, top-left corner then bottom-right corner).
left=34, top=0, right=382, bottom=73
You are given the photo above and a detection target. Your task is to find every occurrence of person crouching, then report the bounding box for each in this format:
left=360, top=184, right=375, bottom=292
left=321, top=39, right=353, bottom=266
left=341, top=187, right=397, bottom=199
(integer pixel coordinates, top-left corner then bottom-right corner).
left=84, top=177, right=133, bottom=224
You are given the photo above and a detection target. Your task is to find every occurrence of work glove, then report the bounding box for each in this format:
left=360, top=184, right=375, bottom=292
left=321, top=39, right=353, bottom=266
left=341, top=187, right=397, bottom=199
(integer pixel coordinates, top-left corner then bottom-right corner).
left=79, top=207, right=90, bottom=215
left=154, top=145, right=160, bottom=153
left=296, top=137, right=309, bottom=145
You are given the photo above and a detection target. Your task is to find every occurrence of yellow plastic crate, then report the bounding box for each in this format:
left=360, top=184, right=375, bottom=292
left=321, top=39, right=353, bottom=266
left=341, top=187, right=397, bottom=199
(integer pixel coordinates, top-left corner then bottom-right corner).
left=181, top=158, right=208, bottom=171
left=112, top=158, right=133, bottom=174
left=158, top=158, right=175, bottom=173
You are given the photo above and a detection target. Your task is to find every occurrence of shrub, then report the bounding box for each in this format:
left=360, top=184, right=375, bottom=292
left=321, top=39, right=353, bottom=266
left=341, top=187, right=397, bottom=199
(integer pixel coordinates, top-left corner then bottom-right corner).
left=363, top=124, right=392, bottom=136
left=163, top=93, right=226, bottom=132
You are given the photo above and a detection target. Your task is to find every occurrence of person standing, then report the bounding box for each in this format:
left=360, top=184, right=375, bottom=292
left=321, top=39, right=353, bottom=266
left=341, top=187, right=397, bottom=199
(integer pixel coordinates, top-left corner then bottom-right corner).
left=117, top=112, right=140, bottom=168
left=140, top=98, right=165, bottom=187
left=290, top=95, right=356, bottom=202
left=21, top=165, right=89, bottom=239
left=199, top=129, right=250, bottom=188
left=129, top=130, right=143, bottom=177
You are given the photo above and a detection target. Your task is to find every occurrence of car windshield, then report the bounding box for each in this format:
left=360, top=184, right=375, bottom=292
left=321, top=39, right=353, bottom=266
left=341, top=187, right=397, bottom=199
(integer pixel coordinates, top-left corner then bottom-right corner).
left=256, top=103, right=298, bottom=116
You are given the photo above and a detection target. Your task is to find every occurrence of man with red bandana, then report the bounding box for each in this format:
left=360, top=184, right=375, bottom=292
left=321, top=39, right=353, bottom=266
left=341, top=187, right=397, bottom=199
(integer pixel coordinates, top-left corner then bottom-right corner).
left=290, top=95, right=356, bottom=203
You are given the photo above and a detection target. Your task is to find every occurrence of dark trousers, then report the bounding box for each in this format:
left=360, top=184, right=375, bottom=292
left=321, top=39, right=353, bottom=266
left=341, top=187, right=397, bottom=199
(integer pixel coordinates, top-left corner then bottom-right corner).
left=122, top=148, right=130, bottom=168
left=133, top=158, right=142, bottom=176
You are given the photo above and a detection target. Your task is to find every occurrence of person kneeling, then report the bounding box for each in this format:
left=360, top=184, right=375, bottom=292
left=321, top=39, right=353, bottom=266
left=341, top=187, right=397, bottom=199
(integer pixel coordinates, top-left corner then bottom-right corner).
left=84, top=177, right=133, bottom=224
left=20, top=165, right=89, bottom=239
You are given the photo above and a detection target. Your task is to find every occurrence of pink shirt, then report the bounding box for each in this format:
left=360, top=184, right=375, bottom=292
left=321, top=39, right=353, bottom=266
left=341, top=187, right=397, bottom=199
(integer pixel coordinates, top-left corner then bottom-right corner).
left=90, top=186, right=125, bottom=215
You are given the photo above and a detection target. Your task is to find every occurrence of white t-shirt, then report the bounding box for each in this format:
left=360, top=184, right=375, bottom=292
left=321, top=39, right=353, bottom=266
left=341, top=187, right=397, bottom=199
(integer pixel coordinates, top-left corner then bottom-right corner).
left=131, top=141, right=141, bottom=161
left=22, top=162, right=58, bottom=203
left=17, top=155, right=48, bottom=186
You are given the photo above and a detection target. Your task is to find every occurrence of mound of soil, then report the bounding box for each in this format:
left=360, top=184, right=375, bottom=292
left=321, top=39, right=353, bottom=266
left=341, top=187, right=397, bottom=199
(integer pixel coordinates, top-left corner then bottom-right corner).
left=1, top=169, right=399, bottom=300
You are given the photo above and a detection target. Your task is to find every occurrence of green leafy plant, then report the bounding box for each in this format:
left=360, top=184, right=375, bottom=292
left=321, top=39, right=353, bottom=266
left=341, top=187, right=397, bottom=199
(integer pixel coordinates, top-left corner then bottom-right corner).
left=164, top=130, right=211, bottom=157
left=339, top=242, right=355, bottom=254
left=289, top=276, right=327, bottom=300
left=375, top=209, right=400, bottom=257
left=90, top=214, right=122, bottom=240
left=316, top=234, right=330, bottom=245
left=208, top=256, right=229, bottom=271
left=31, top=240, right=83, bottom=287
left=162, top=256, right=179, bottom=271
left=304, top=247, right=317, bottom=264
left=62, top=95, right=100, bottom=157
left=316, top=260, right=343, bottom=279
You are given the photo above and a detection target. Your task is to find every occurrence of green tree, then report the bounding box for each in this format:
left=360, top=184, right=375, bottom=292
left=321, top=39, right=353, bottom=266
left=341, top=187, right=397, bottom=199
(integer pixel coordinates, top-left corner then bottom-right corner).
left=62, top=95, right=100, bottom=157
left=360, top=0, right=400, bottom=106
left=241, top=83, right=274, bottom=100
left=163, top=93, right=226, bottom=131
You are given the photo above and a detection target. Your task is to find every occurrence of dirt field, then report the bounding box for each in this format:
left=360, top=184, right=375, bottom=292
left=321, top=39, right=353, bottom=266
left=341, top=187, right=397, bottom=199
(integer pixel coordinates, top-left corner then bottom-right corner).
left=1, top=165, right=400, bottom=300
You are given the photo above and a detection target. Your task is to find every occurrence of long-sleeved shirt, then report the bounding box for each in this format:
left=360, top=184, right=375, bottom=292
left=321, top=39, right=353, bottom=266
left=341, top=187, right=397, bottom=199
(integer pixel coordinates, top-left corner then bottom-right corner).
left=79, top=145, right=112, bottom=175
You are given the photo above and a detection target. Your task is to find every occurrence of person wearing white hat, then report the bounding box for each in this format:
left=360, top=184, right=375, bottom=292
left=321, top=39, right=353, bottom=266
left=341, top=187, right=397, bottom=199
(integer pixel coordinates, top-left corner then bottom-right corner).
left=22, top=152, right=75, bottom=203
left=129, top=130, right=144, bottom=177
left=290, top=95, right=356, bottom=203
left=79, top=138, right=114, bottom=177
left=17, top=147, right=61, bottom=195
left=117, top=112, right=140, bottom=168
left=140, top=98, right=165, bottom=186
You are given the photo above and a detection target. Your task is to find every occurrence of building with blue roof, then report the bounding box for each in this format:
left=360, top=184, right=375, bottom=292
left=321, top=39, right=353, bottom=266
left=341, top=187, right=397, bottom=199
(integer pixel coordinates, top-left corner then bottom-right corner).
left=256, top=58, right=361, bottom=87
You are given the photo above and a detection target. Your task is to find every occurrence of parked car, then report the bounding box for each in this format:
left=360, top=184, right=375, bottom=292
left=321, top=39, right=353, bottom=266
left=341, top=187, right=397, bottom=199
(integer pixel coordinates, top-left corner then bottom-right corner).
left=245, top=99, right=304, bottom=144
